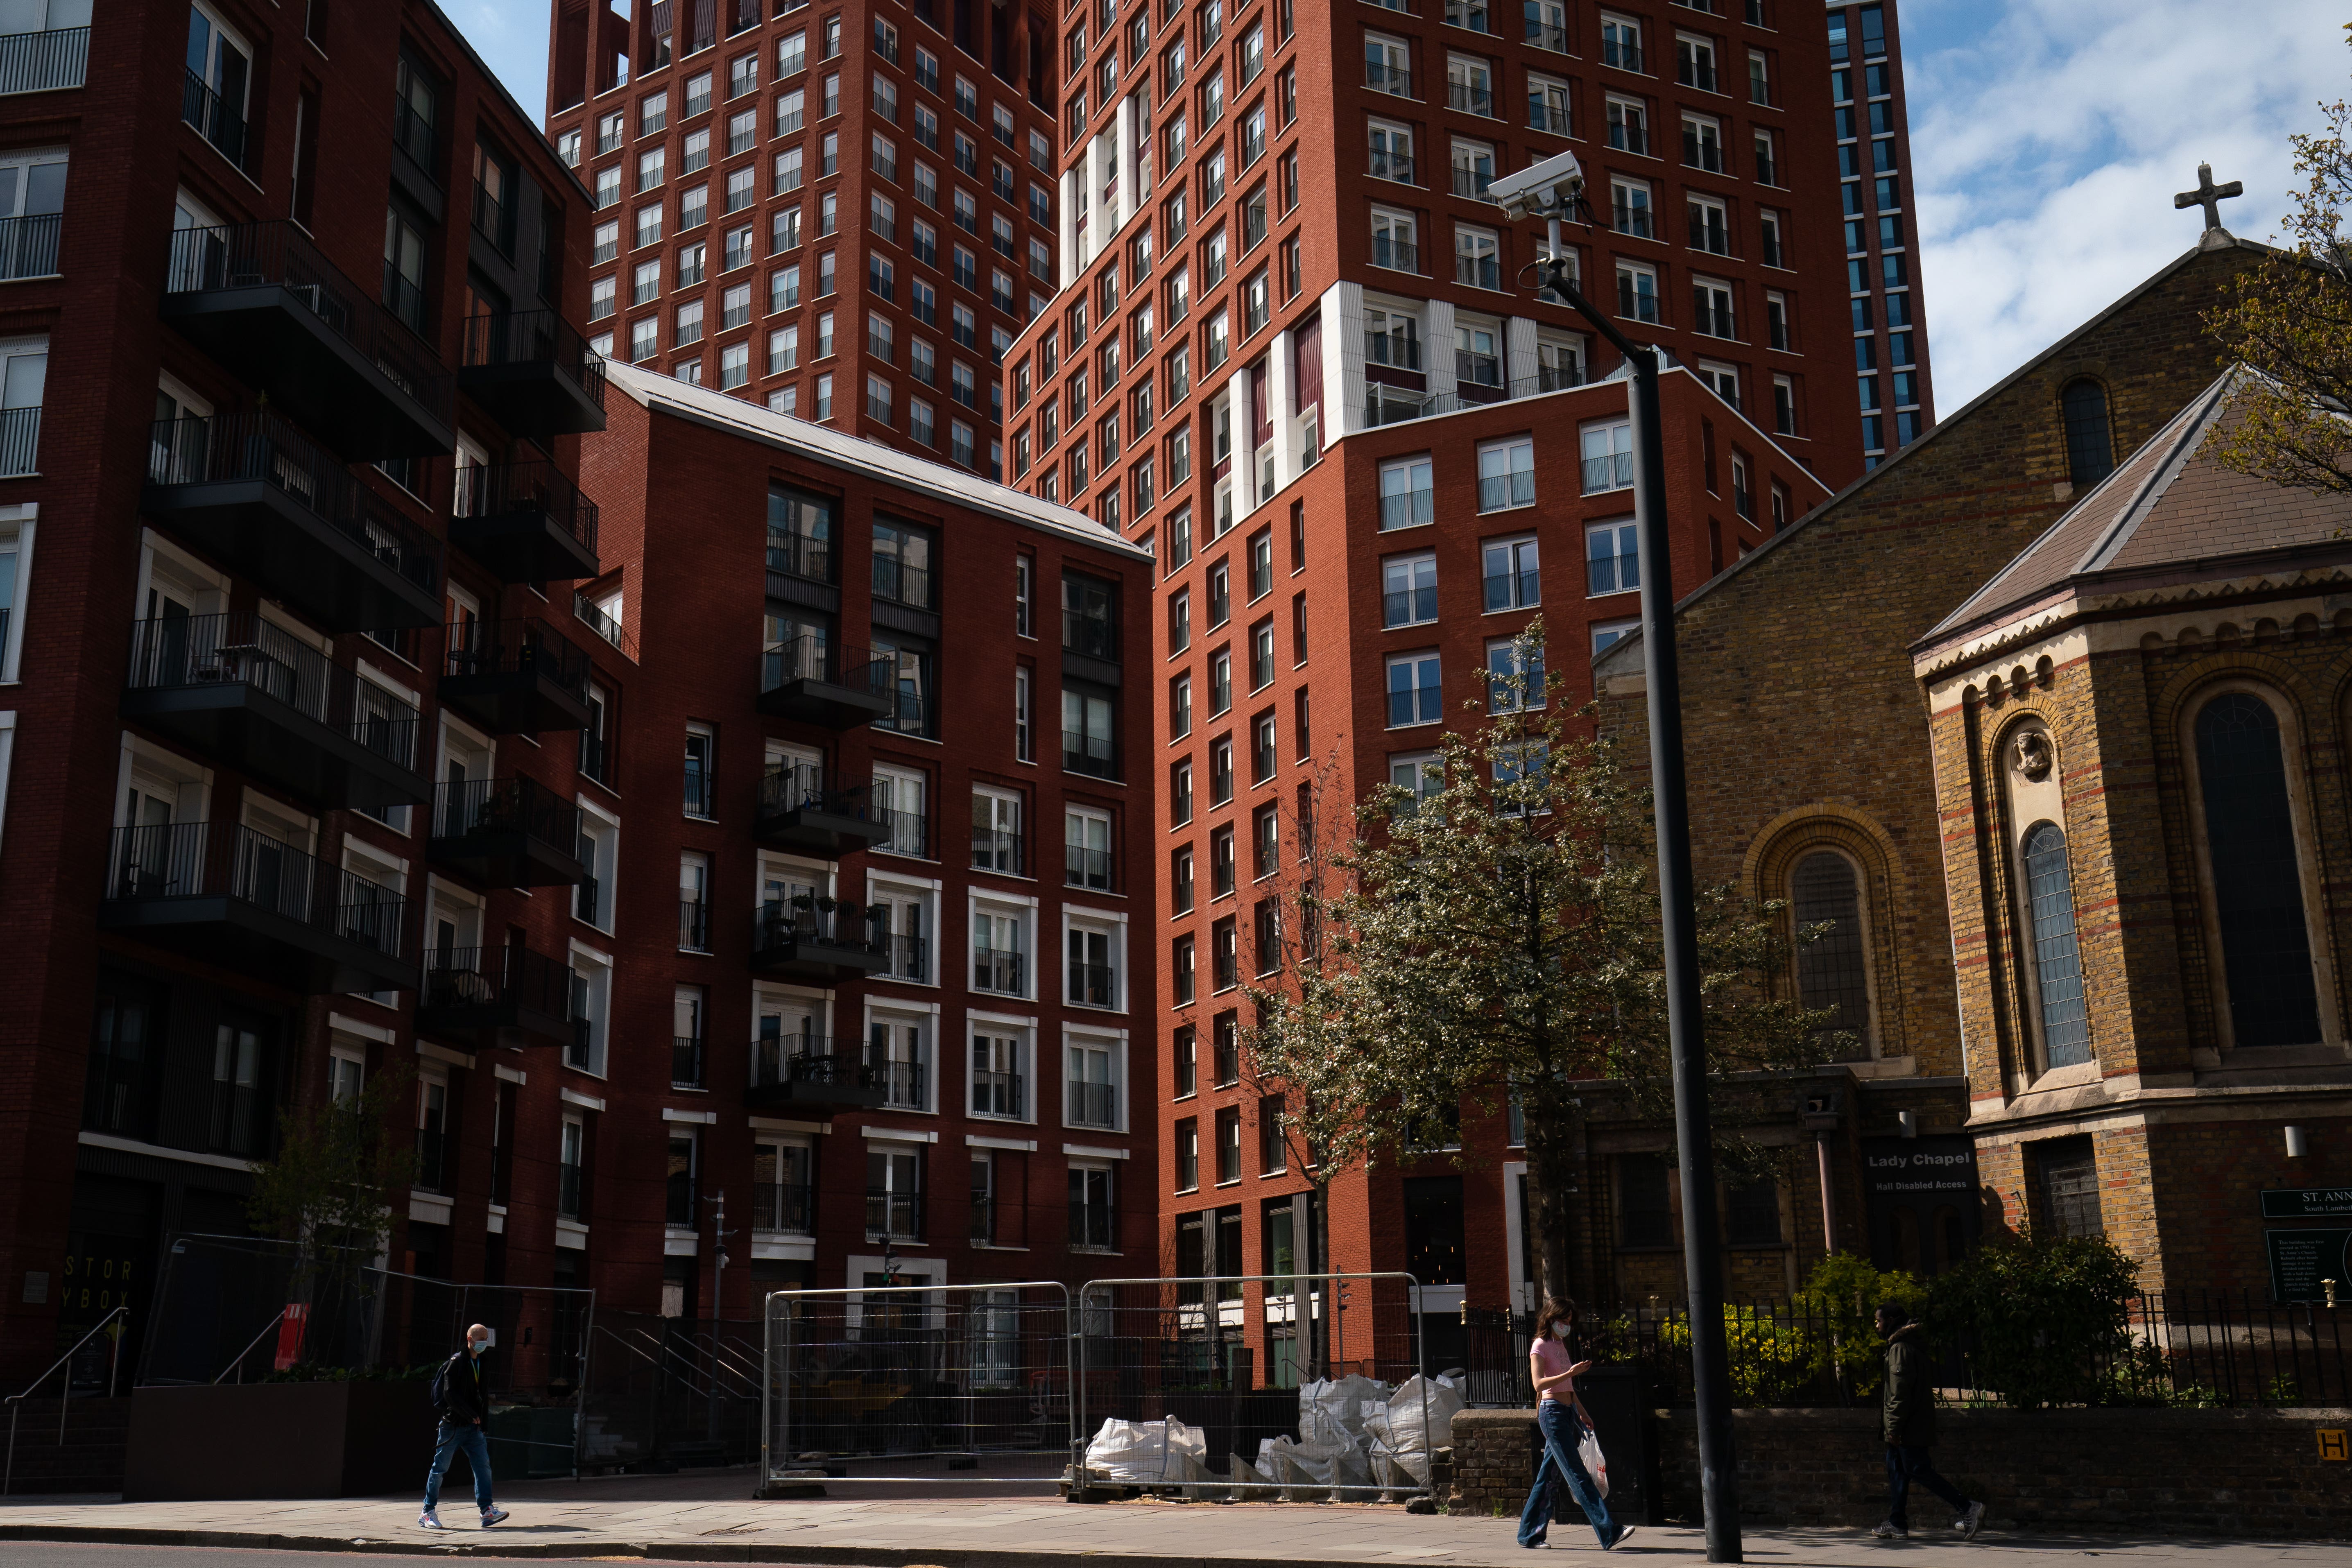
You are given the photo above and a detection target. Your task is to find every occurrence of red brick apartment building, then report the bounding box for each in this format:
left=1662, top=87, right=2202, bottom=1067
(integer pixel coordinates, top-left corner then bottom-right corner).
left=580, top=361, right=1157, bottom=1315
left=545, top=0, right=1063, bottom=477
left=0, top=0, right=617, bottom=1385
left=1826, top=0, right=1933, bottom=465
left=1009, top=0, right=1865, bottom=1342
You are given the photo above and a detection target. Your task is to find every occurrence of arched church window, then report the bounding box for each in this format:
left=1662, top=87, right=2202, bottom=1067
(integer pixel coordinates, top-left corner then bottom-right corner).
left=2059, top=378, right=2114, bottom=487
left=2021, top=821, right=2091, bottom=1066
left=1791, top=851, right=1871, bottom=1058
left=2194, top=692, right=2320, bottom=1045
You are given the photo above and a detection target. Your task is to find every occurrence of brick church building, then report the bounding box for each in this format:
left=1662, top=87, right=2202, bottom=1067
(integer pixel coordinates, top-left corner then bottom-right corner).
left=1593, top=204, right=2352, bottom=1304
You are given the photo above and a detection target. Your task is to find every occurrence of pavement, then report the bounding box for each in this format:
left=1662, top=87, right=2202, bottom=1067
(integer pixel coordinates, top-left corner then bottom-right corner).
left=1, top=1471, right=2348, bottom=1567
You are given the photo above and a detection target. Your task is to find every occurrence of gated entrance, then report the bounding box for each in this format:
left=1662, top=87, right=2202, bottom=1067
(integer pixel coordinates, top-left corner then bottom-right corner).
left=760, top=1280, right=1073, bottom=1490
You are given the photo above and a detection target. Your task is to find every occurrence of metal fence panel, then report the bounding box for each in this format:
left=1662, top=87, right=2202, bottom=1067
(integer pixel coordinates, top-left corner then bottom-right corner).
left=761, top=1281, right=1073, bottom=1486
left=1072, top=1273, right=1432, bottom=1500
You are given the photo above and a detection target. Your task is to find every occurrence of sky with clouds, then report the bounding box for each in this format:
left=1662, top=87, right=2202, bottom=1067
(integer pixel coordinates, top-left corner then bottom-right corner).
left=451, top=0, right=2351, bottom=414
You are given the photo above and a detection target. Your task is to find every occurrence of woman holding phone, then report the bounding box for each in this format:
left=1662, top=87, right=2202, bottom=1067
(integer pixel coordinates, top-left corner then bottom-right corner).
left=1517, top=1297, right=1634, bottom=1551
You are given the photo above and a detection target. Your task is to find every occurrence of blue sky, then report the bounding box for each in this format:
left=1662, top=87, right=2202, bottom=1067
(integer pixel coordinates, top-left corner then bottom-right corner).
left=450, top=0, right=2350, bottom=410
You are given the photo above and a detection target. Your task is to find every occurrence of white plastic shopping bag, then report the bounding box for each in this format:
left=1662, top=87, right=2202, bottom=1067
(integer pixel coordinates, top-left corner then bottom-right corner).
left=1576, top=1423, right=1611, bottom=1500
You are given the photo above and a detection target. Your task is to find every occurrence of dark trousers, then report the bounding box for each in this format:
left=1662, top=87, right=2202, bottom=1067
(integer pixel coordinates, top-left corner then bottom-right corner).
left=1884, top=1443, right=1968, bottom=1530
left=424, top=1420, right=496, bottom=1514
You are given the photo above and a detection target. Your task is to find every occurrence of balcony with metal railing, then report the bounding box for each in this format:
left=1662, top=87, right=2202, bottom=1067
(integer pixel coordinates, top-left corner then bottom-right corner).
left=121, top=612, right=428, bottom=812
left=0, top=212, right=59, bottom=282
left=753, top=898, right=891, bottom=982
left=747, top=1034, right=887, bottom=1113
left=754, top=1182, right=815, bottom=1233
left=181, top=69, right=247, bottom=169
left=416, top=943, right=575, bottom=1047
left=972, top=944, right=1026, bottom=995
left=758, top=635, right=896, bottom=729
left=1067, top=963, right=1118, bottom=1009
left=971, top=1069, right=1023, bottom=1119
left=143, top=410, right=443, bottom=631
left=679, top=898, right=710, bottom=951
left=1369, top=150, right=1417, bottom=185
left=1447, top=81, right=1495, bottom=116
left=1371, top=234, right=1420, bottom=274
left=0, top=24, right=87, bottom=94
left=426, top=775, right=588, bottom=886
left=866, top=1190, right=923, bottom=1242
left=1066, top=1079, right=1117, bottom=1129
left=1365, top=62, right=1412, bottom=96
left=971, top=827, right=1023, bottom=875
left=459, top=310, right=608, bottom=439
left=99, top=822, right=414, bottom=994
left=672, top=1034, right=706, bottom=1088
left=1068, top=1197, right=1118, bottom=1250
left=162, top=220, right=454, bottom=460
left=1062, top=727, right=1116, bottom=779
left=1524, top=18, right=1568, bottom=51
left=752, top=763, right=892, bottom=856
left=1366, top=367, right=1593, bottom=428
left=438, top=617, right=593, bottom=734
left=450, top=459, right=601, bottom=583
left=1065, top=843, right=1112, bottom=890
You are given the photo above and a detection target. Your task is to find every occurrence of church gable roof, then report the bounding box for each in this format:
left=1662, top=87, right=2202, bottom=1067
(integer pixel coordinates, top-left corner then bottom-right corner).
left=1918, top=367, right=2352, bottom=646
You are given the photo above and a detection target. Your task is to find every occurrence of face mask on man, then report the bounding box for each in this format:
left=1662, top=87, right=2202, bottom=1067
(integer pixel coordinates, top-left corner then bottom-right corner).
left=469, top=1337, right=489, bottom=1358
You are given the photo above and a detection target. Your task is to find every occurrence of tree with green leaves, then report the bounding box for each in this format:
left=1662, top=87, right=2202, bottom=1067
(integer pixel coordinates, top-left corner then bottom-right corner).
left=245, top=1061, right=417, bottom=1364
left=2207, top=27, right=2352, bottom=496
left=1243, top=622, right=1843, bottom=1311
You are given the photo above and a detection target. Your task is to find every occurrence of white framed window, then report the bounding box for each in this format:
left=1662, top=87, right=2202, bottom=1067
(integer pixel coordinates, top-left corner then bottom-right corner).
left=1485, top=636, right=1545, bottom=713
left=1586, top=518, right=1639, bottom=595
left=1528, top=73, right=1571, bottom=135
left=567, top=944, right=613, bottom=1076
left=754, top=1138, right=815, bottom=1234
left=1605, top=93, right=1648, bottom=154
left=1365, top=302, right=1421, bottom=369
left=0, top=508, right=30, bottom=682
left=1476, top=436, right=1534, bottom=512
left=575, top=801, right=620, bottom=932
left=1609, top=175, right=1652, bottom=238
left=866, top=869, right=933, bottom=987
left=1368, top=118, right=1415, bottom=183
left=1066, top=806, right=1112, bottom=891
left=1390, top=749, right=1441, bottom=806
left=1371, top=207, right=1418, bottom=272
left=1699, top=359, right=1741, bottom=409
left=1581, top=419, right=1633, bottom=492
left=186, top=3, right=252, bottom=148
left=1682, top=112, right=1723, bottom=173
left=1692, top=275, right=1736, bottom=339
left=1483, top=534, right=1538, bottom=611
left=1453, top=224, right=1500, bottom=289
left=1378, top=454, right=1433, bottom=530
left=1382, top=551, right=1436, bottom=628
left=1616, top=259, right=1659, bottom=323
left=1063, top=1027, right=1127, bottom=1131
left=865, top=1005, right=933, bottom=1111
left=873, top=764, right=928, bottom=858
left=1385, top=651, right=1442, bottom=728
left=1592, top=618, right=1640, bottom=659
left=1688, top=191, right=1728, bottom=253
left=971, top=891, right=1035, bottom=998
left=969, top=1016, right=1035, bottom=1121
left=1064, top=908, right=1125, bottom=1010
left=1537, top=334, right=1584, bottom=391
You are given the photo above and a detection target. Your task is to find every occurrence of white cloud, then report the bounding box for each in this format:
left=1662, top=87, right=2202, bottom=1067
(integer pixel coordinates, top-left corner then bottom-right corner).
left=1907, top=0, right=2347, bottom=409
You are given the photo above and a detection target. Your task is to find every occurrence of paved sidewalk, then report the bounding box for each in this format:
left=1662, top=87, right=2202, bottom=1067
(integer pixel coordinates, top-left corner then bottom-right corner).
left=0, top=1478, right=2348, bottom=1566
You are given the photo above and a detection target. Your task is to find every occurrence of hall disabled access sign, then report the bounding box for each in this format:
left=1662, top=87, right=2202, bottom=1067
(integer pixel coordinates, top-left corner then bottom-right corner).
left=2259, top=1187, right=2352, bottom=1220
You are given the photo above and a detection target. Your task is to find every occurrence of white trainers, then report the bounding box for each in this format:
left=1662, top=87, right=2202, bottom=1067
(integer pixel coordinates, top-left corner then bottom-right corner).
left=1870, top=1520, right=1907, bottom=1539
left=1606, top=1526, right=1637, bottom=1551
left=1958, top=1502, right=1985, bottom=1540
left=418, top=1510, right=444, bottom=1531
left=481, top=1507, right=510, bottom=1527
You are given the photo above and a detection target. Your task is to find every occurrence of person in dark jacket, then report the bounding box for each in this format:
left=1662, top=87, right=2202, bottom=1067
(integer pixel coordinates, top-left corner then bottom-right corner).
left=419, top=1324, right=509, bottom=1531
left=1872, top=1304, right=1983, bottom=1541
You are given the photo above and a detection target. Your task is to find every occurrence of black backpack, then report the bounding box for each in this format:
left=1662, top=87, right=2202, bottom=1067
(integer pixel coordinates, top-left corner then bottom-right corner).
left=429, top=1353, right=453, bottom=1416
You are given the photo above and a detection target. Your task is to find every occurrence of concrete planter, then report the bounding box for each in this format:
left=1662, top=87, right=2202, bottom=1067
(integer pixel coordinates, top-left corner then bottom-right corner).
left=123, top=1379, right=436, bottom=1500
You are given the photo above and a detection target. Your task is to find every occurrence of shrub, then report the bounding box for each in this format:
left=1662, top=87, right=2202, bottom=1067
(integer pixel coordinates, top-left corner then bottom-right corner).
left=1797, top=1251, right=1926, bottom=1397
left=1925, top=1231, right=2140, bottom=1408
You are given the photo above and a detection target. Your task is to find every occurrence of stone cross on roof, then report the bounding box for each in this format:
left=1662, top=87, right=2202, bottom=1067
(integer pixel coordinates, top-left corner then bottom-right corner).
left=2174, top=162, right=2243, bottom=237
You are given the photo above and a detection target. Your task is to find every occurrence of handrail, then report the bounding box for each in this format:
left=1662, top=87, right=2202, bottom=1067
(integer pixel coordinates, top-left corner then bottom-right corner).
left=4, top=1303, right=127, bottom=1496
left=213, top=1306, right=291, bottom=1385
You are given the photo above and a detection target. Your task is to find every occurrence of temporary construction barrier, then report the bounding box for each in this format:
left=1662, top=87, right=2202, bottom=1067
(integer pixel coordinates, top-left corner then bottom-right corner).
left=1070, top=1273, right=1432, bottom=1500
left=760, top=1281, right=1073, bottom=1489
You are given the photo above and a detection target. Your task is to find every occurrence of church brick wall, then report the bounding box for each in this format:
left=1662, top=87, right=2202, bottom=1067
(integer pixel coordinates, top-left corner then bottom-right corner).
left=1598, top=241, right=2277, bottom=1297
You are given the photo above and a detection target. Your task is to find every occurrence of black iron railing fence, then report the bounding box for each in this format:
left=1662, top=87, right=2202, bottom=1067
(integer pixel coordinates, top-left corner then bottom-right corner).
left=454, top=458, right=600, bottom=553
left=1455, top=1292, right=2352, bottom=1410
left=460, top=309, right=608, bottom=412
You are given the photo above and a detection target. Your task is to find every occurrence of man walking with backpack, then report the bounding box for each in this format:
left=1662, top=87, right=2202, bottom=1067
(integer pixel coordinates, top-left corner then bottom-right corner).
left=1872, top=1303, right=1983, bottom=1542
left=419, top=1324, right=510, bottom=1531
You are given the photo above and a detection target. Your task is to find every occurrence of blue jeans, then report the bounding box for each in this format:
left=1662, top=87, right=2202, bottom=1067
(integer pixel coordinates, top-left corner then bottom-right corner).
left=1884, top=1444, right=1968, bottom=1531
left=1518, top=1398, right=1616, bottom=1548
left=423, top=1420, right=495, bottom=1514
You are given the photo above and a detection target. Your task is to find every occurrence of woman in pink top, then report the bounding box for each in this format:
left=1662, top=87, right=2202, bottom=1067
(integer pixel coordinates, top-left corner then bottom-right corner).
left=1517, top=1297, right=1633, bottom=1551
